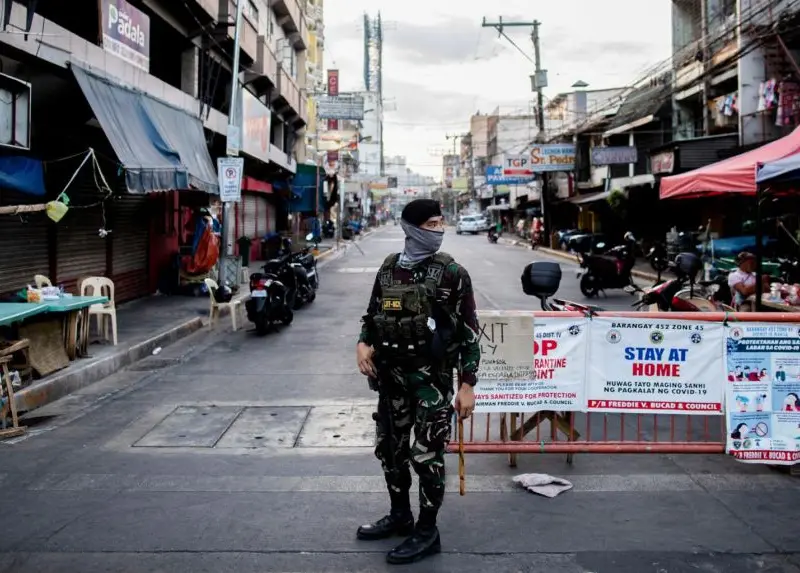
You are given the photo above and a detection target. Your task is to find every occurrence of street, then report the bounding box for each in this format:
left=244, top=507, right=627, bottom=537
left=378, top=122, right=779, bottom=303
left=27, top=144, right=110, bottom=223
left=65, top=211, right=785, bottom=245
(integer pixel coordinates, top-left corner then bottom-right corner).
left=2, top=226, right=799, bottom=573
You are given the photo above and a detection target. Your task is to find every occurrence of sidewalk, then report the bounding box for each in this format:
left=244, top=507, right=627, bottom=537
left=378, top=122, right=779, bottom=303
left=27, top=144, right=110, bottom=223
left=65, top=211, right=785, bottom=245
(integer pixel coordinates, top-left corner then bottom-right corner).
left=499, top=235, right=670, bottom=282
left=13, top=294, right=215, bottom=413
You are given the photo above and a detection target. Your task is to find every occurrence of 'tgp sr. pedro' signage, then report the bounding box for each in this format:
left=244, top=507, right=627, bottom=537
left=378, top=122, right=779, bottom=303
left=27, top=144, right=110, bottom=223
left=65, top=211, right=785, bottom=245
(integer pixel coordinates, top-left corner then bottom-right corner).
left=502, top=155, right=533, bottom=177
left=101, top=0, right=150, bottom=73
left=529, top=144, right=576, bottom=172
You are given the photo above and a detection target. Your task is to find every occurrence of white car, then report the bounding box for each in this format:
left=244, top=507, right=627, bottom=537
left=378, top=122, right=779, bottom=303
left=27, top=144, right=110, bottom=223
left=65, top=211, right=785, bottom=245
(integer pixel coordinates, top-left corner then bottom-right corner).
left=457, top=215, right=488, bottom=234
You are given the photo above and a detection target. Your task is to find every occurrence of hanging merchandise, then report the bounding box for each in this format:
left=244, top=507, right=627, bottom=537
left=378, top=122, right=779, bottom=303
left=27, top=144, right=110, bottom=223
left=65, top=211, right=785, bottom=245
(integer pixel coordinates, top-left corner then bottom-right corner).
left=758, top=79, right=778, bottom=113
left=776, top=81, right=800, bottom=127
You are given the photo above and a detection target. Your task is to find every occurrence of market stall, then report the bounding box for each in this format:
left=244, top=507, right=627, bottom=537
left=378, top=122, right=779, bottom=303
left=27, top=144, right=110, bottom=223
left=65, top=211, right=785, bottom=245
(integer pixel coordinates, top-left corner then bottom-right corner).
left=660, top=126, right=800, bottom=309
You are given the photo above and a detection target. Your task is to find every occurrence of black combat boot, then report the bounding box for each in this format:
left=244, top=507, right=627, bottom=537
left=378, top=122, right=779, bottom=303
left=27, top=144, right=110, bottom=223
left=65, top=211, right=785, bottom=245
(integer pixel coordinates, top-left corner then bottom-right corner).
left=385, top=508, right=441, bottom=565
left=356, top=490, right=414, bottom=541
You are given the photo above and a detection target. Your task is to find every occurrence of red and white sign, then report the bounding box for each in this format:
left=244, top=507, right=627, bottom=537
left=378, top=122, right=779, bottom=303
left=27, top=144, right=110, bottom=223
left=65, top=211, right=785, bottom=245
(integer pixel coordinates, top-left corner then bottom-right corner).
left=502, top=154, right=533, bottom=177
left=473, top=312, right=587, bottom=413
left=586, top=317, right=725, bottom=415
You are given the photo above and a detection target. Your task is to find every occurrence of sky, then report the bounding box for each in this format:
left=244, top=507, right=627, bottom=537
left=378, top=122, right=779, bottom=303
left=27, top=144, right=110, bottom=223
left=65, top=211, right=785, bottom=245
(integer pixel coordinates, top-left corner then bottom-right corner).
left=322, top=0, right=672, bottom=178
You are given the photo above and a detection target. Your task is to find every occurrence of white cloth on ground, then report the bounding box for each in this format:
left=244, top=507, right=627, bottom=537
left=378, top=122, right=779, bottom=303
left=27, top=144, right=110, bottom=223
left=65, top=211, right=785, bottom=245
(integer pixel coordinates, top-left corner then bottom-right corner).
left=512, top=473, right=573, bottom=498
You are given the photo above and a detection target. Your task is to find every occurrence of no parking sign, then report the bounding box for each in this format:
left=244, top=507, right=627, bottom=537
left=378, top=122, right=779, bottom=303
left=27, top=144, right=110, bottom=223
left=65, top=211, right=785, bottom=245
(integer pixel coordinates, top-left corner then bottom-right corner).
left=217, top=157, right=244, bottom=202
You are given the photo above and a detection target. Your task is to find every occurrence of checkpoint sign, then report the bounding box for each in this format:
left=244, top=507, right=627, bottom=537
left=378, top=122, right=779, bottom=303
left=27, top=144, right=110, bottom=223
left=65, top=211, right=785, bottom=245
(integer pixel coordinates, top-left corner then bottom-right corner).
left=217, top=157, right=244, bottom=202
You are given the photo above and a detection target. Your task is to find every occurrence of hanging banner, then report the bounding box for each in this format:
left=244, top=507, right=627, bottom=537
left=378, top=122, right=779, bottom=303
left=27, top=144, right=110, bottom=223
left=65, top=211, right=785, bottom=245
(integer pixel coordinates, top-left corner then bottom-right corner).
left=587, top=317, right=725, bottom=414
left=473, top=312, right=587, bottom=413
left=724, top=323, right=800, bottom=465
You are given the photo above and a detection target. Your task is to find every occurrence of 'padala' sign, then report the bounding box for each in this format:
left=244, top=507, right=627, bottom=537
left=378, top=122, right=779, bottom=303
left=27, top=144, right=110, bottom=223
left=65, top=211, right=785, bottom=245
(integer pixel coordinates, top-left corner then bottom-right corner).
left=101, top=0, right=150, bottom=72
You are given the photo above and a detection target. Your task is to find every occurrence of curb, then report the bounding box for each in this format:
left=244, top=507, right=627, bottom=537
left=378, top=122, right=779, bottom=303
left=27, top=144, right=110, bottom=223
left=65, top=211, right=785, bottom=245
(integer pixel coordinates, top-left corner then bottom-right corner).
left=499, top=238, right=662, bottom=282
left=14, top=317, right=204, bottom=413
left=314, top=226, right=382, bottom=262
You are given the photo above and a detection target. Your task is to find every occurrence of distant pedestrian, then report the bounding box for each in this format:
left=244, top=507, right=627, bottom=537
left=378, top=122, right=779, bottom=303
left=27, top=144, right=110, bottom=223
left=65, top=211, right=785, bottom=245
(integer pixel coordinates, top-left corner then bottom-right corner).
left=355, top=198, right=481, bottom=565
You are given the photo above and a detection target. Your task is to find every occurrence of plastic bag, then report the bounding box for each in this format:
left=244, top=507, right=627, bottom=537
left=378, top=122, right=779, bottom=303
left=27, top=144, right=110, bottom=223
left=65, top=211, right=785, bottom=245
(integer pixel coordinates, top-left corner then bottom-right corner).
left=184, top=224, right=220, bottom=274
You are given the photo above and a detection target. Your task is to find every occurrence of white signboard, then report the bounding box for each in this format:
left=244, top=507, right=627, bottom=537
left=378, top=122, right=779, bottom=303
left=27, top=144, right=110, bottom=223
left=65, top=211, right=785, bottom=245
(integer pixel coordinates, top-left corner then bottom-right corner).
left=725, top=322, right=800, bottom=465
left=502, top=155, right=533, bottom=177
left=473, top=312, right=588, bottom=413
left=529, top=144, right=576, bottom=172
left=586, top=317, right=725, bottom=415
left=217, top=157, right=244, bottom=203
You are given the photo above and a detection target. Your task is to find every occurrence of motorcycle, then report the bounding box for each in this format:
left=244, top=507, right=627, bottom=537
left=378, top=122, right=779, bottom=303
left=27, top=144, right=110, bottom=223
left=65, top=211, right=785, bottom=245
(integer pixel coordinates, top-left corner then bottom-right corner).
left=531, top=231, right=543, bottom=250
left=487, top=228, right=499, bottom=243
left=322, top=220, right=335, bottom=239
left=633, top=252, right=734, bottom=312
left=521, top=260, right=603, bottom=312
left=245, top=256, right=295, bottom=335
left=646, top=241, right=669, bottom=273
left=288, top=233, right=320, bottom=308
left=576, top=232, right=638, bottom=298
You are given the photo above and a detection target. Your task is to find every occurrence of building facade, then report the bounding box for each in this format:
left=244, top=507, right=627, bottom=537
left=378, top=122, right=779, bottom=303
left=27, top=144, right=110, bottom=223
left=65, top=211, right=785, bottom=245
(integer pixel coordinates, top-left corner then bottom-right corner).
left=0, top=0, right=312, bottom=301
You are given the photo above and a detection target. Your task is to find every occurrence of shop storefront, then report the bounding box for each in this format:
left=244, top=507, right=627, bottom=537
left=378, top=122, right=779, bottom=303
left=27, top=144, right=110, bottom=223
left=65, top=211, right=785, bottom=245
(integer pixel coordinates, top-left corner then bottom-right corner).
left=233, top=177, right=277, bottom=264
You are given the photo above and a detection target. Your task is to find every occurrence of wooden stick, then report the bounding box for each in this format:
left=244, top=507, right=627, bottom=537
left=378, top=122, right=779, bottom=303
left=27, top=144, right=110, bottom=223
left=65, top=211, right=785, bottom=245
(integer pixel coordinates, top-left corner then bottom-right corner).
left=0, top=204, right=47, bottom=215
left=458, top=416, right=465, bottom=496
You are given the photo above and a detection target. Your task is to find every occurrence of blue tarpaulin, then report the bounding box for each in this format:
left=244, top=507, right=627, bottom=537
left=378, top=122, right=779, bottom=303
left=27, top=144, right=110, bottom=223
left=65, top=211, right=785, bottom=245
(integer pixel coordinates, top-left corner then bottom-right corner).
left=756, top=154, right=800, bottom=186
left=0, top=156, right=45, bottom=196
left=71, top=64, right=218, bottom=194
left=288, top=164, right=324, bottom=213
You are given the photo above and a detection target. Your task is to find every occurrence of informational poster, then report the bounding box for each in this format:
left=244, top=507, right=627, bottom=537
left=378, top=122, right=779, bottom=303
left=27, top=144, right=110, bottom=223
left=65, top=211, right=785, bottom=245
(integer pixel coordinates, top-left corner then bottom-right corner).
left=725, top=323, right=800, bottom=465
left=587, top=317, right=724, bottom=415
left=473, top=312, right=588, bottom=413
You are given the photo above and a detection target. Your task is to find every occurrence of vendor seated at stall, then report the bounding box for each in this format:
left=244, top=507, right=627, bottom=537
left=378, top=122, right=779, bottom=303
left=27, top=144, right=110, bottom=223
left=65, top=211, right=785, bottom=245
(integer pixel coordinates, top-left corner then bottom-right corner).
left=728, top=251, right=770, bottom=310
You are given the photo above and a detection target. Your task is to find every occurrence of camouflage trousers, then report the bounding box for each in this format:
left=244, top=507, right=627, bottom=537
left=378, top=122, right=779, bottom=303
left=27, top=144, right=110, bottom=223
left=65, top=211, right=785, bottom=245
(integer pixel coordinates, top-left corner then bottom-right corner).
left=374, top=364, right=455, bottom=513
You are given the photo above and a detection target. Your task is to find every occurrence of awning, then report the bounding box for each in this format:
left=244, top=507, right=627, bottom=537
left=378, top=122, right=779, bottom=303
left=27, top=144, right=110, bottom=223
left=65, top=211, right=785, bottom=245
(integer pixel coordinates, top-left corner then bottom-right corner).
left=569, top=190, right=611, bottom=205
left=660, top=126, right=800, bottom=199
left=756, top=153, right=800, bottom=185
left=288, top=163, right=324, bottom=213
left=242, top=176, right=272, bottom=194
left=71, top=64, right=218, bottom=194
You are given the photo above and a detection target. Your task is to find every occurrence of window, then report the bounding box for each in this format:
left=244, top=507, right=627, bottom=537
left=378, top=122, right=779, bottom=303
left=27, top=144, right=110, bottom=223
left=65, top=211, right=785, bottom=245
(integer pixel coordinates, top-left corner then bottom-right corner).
left=243, top=0, right=258, bottom=25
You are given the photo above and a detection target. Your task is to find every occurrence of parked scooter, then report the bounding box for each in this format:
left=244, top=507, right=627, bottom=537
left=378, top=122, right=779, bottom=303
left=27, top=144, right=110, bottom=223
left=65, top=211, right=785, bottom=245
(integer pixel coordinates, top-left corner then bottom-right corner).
left=646, top=241, right=669, bottom=273
left=487, top=228, right=499, bottom=243
left=633, top=252, right=734, bottom=312
left=245, top=256, right=295, bottom=335
left=521, top=261, right=603, bottom=313
left=322, top=220, right=335, bottom=239
left=576, top=232, right=638, bottom=298
left=288, top=233, right=320, bottom=308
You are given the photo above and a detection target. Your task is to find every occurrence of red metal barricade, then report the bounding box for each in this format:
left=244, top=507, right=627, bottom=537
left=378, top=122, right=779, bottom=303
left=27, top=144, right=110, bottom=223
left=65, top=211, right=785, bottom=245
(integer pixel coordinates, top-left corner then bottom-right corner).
left=447, top=311, right=799, bottom=466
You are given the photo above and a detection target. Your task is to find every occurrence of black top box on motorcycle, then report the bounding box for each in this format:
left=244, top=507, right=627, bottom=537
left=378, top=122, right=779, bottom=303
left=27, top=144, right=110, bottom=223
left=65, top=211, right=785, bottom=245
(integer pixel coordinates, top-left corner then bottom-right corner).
left=675, top=252, right=702, bottom=280
left=522, top=261, right=561, bottom=298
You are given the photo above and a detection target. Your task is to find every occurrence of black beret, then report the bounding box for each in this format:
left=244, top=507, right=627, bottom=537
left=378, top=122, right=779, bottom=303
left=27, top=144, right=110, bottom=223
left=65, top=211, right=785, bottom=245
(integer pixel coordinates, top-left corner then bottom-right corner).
left=401, top=199, right=442, bottom=227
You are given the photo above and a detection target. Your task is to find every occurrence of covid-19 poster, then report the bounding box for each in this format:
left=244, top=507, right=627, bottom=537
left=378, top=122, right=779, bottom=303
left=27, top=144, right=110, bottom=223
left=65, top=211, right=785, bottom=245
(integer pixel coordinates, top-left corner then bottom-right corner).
left=725, top=323, right=800, bottom=465
left=472, top=312, right=587, bottom=413
left=586, top=317, right=725, bottom=415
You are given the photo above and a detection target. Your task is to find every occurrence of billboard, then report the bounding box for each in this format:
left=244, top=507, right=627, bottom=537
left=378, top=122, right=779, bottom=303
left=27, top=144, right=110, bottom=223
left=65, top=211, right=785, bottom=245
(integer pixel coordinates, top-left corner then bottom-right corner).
left=591, top=146, right=638, bottom=166
left=488, top=165, right=533, bottom=185
left=100, top=0, right=150, bottom=72
left=316, top=95, right=365, bottom=120
left=529, top=144, right=576, bottom=172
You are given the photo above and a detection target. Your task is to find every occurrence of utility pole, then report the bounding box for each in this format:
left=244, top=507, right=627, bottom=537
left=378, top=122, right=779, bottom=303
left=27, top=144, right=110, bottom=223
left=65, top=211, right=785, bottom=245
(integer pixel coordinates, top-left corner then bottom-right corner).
left=445, top=133, right=463, bottom=219
left=218, top=0, right=245, bottom=287
left=482, top=17, right=551, bottom=241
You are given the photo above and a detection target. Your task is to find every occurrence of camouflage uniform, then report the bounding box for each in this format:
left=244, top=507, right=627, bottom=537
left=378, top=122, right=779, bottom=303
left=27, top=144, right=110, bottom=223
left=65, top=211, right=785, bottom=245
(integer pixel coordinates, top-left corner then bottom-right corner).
left=359, top=255, right=480, bottom=519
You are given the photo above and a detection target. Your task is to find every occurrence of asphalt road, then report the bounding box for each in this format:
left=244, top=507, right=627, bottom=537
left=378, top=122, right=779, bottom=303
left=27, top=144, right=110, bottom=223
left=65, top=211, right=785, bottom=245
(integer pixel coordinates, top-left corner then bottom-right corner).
left=1, top=225, right=799, bottom=573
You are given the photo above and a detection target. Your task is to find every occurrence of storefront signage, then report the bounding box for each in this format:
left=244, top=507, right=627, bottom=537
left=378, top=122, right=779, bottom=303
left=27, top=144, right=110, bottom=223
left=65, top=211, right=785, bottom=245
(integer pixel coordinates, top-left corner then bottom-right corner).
left=529, top=144, right=576, bottom=172
left=502, top=155, right=533, bottom=176
left=487, top=165, right=533, bottom=185
left=316, top=95, right=365, bottom=120
left=217, top=157, right=244, bottom=203
left=591, top=146, right=638, bottom=166
left=241, top=90, right=271, bottom=163
left=101, top=0, right=150, bottom=72
left=651, top=150, right=675, bottom=174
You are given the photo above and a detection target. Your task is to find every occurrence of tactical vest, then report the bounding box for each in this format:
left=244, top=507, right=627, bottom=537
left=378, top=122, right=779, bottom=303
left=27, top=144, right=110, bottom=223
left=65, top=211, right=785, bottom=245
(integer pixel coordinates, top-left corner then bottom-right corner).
left=371, top=252, right=454, bottom=359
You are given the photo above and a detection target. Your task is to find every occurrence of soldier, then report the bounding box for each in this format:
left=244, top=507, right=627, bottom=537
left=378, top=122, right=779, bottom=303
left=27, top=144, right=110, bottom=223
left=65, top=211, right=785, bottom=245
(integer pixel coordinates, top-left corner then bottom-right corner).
left=355, top=198, right=481, bottom=565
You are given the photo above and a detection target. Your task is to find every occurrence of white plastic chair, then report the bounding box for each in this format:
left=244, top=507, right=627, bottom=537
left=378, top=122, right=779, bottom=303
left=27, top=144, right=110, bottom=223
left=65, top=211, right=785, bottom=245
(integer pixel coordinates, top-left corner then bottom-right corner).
left=204, top=278, right=241, bottom=331
left=34, top=274, right=52, bottom=288
left=80, top=277, right=117, bottom=346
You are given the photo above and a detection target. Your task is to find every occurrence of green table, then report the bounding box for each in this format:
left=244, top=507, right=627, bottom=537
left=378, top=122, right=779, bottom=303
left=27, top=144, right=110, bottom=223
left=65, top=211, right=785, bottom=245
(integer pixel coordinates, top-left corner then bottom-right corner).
left=44, top=296, right=108, bottom=313
left=0, top=303, right=49, bottom=328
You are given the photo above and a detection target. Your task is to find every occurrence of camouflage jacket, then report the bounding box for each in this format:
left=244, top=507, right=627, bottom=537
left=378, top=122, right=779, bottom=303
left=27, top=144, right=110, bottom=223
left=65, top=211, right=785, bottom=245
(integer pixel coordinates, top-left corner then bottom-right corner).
left=358, top=255, right=481, bottom=386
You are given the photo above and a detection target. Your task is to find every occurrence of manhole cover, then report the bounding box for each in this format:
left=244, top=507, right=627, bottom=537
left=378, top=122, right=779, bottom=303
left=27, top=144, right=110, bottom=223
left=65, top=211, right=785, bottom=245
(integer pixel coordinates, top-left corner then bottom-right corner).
left=128, top=357, right=182, bottom=371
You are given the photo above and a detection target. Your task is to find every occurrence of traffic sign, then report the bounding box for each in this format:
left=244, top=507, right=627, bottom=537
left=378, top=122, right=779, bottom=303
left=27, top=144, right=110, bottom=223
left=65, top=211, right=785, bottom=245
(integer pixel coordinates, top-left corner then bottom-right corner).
left=217, top=157, right=244, bottom=202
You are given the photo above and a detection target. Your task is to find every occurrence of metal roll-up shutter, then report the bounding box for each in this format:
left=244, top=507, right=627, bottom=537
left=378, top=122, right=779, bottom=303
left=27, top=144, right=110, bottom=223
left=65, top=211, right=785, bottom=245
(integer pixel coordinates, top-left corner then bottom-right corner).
left=256, top=195, right=274, bottom=234
left=111, top=194, right=149, bottom=302
left=242, top=193, right=258, bottom=237
left=0, top=191, right=50, bottom=296
left=55, top=172, right=111, bottom=293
